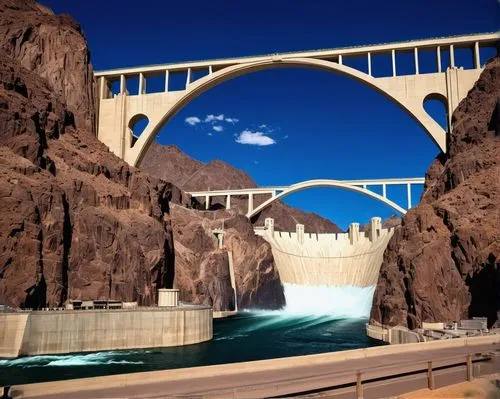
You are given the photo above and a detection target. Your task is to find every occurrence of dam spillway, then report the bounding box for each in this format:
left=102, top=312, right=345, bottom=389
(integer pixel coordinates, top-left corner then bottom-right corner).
left=255, top=217, right=395, bottom=288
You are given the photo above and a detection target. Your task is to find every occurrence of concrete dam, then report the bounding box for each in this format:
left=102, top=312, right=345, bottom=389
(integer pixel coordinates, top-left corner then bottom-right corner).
left=255, top=217, right=394, bottom=287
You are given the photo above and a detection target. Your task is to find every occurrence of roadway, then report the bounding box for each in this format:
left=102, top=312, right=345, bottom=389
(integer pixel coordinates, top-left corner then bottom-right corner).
left=6, top=338, right=499, bottom=399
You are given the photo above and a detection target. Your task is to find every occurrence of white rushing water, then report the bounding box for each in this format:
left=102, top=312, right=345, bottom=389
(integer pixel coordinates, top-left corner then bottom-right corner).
left=0, top=351, right=147, bottom=367
left=280, top=283, right=376, bottom=318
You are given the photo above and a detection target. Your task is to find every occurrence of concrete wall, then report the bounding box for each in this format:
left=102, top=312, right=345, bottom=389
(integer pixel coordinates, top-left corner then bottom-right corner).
left=0, top=313, right=29, bottom=358
left=258, top=220, right=395, bottom=287
left=0, top=307, right=212, bottom=358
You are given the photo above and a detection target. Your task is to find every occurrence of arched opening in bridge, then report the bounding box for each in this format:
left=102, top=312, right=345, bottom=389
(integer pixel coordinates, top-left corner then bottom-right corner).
left=423, top=93, right=449, bottom=132
left=137, top=65, right=435, bottom=228
left=129, top=114, right=149, bottom=147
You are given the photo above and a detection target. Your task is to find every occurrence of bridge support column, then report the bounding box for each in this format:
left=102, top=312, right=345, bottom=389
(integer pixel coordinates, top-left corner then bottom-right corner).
left=437, top=46, right=442, bottom=72
left=248, top=194, right=254, bottom=215
left=407, top=184, right=412, bottom=209
left=265, top=218, right=274, bottom=237
left=414, top=48, right=419, bottom=74
left=205, top=195, right=210, bottom=210
left=369, top=217, right=382, bottom=242
left=120, top=74, right=126, bottom=94
left=474, top=41, right=481, bottom=69
left=445, top=67, right=474, bottom=133
left=138, top=73, right=146, bottom=95
left=296, top=224, right=304, bottom=244
left=349, top=223, right=360, bottom=245
left=391, top=49, right=396, bottom=76
left=226, top=195, right=231, bottom=210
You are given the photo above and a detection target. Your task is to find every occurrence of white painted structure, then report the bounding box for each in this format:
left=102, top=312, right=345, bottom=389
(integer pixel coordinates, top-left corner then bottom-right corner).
left=95, top=33, right=499, bottom=166
left=188, top=177, right=425, bottom=216
left=158, top=289, right=179, bottom=307
left=257, top=217, right=394, bottom=287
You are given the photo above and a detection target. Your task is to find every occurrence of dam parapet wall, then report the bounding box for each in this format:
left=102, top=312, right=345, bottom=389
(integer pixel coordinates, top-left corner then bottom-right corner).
left=0, top=306, right=212, bottom=359
left=255, top=217, right=395, bottom=287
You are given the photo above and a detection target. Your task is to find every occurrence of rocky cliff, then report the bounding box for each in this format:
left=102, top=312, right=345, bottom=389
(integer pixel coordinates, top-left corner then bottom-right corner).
left=171, top=206, right=284, bottom=310
left=371, top=57, right=500, bottom=329
left=0, top=0, right=285, bottom=311
left=142, top=142, right=343, bottom=233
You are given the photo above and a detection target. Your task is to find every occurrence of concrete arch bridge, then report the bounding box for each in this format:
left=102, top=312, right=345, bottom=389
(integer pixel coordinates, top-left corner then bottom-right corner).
left=187, top=177, right=425, bottom=218
left=94, top=32, right=499, bottom=167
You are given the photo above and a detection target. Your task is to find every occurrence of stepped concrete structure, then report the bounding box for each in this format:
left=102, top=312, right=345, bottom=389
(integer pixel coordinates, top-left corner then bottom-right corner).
left=255, top=217, right=393, bottom=287
left=94, top=33, right=499, bottom=166
left=189, top=178, right=424, bottom=216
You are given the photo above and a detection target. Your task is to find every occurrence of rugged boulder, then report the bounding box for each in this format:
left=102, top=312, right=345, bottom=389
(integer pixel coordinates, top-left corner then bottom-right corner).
left=370, top=57, right=500, bottom=328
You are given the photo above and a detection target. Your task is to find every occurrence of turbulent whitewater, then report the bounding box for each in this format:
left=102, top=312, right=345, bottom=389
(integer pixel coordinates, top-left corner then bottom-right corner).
left=281, top=284, right=376, bottom=318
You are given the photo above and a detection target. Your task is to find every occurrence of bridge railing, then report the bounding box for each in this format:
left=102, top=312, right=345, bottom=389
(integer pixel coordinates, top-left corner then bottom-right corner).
left=187, top=178, right=425, bottom=215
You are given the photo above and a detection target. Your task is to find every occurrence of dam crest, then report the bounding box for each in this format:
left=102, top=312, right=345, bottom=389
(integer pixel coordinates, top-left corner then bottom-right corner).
left=255, top=217, right=395, bottom=288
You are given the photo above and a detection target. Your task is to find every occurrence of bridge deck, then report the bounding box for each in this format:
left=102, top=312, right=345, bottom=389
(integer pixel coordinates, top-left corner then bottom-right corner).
left=188, top=177, right=425, bottom=197
left=94, top=32, right=498, bottom=77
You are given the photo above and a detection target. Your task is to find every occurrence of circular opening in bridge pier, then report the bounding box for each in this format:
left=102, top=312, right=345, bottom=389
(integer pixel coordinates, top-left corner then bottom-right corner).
left=129, top=114, right=149, bottom=147
left=423, top=94, right=449, bottom=132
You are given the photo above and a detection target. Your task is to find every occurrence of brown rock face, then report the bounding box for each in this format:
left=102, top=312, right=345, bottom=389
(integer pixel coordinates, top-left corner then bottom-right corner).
left=141, top=142, right=342, bottom=233
left=171, top=206, right=285, bottom=310
left=0, top=0, right=95, bottom=132
left=371, top=57, right=500, bottom=329
left=141, top=145, right=286, bottom=309
left=0, top=0, right=179, bottom=308
left=0, top=0, right=284, bottom=311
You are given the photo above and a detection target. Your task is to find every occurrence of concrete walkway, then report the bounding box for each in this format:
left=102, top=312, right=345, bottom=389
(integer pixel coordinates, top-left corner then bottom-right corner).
left=5, top=336, right=500, bottom=399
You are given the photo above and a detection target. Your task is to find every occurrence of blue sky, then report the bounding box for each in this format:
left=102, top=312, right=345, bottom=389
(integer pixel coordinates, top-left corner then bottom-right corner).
left=42, top=0, right=498, bottom=229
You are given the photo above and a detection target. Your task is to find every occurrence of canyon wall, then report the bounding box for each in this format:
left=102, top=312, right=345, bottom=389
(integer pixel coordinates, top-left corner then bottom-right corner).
left=371, top=56, right=500, bottom=328
left=0, top=0, right=284, bottom=311
left=171, top=206, right=284, bottom=310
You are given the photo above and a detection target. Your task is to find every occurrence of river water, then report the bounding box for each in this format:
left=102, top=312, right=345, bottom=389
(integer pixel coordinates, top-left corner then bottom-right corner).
left=0, top=285, right=382, bottom=386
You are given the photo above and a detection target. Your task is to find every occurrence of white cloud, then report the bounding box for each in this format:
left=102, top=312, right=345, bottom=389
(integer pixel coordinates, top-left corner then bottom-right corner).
left=205, top=114, right=225, bottom=123
left=213, top=125, right=224, bottom=132
left=283, top=134, right=289, bottom=139
left=253, top=160, right=259, bottom=164
left=207, top=132, right=213, bottom=136
left=225, top=117, right=239, bottom=124
left=259, top=124, right=267, bottom=129
left=185, top=116, right=201, bottom=126
left=235, top=130, right=276, bottom=146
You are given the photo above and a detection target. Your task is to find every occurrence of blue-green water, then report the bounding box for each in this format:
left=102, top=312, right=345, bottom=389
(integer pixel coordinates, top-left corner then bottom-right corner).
left=0, top=312, right=380, bottom=386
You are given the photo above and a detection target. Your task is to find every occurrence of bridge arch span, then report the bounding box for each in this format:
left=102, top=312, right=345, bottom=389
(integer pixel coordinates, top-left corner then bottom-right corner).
left=246, top=179, right=407, bottom=219
left=126, top=57, right=447, bottom=167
